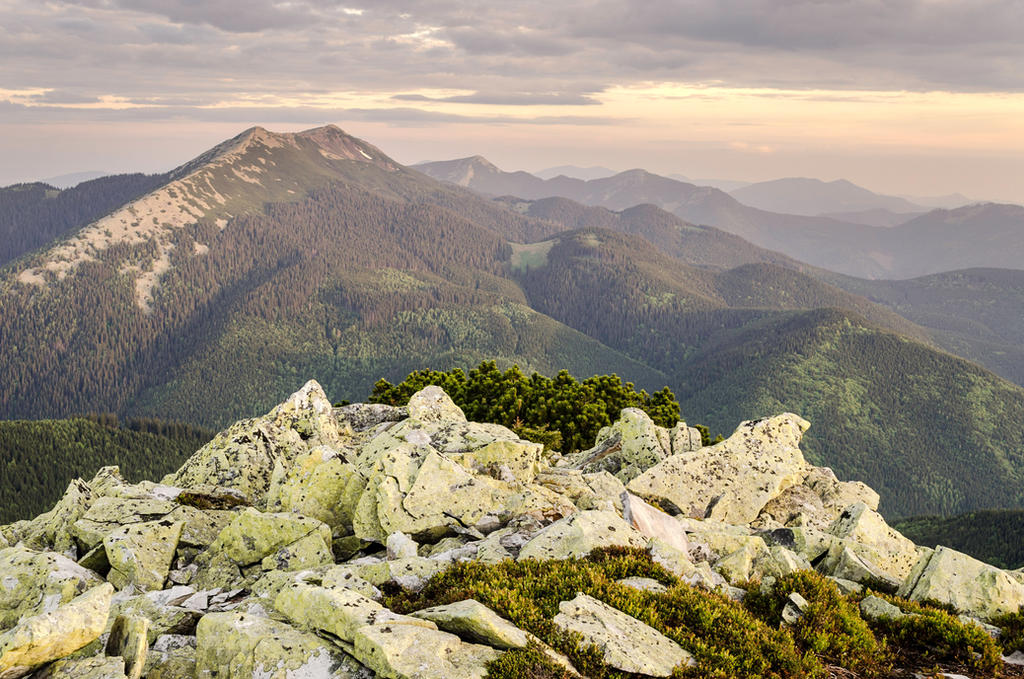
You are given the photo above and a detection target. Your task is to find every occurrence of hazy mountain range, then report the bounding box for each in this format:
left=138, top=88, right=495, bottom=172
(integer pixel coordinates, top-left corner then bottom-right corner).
left=416, top=157, right=1022, bottom=280
left=2, top=125, right=1024, bottom=518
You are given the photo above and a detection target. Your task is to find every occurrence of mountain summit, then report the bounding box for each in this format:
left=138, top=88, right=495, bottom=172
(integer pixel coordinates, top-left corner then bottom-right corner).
left=15, top=125, right=396, bottom=310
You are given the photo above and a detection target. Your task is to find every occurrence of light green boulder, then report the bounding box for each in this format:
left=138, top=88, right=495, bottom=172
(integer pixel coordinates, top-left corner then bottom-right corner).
left=195, top=611, right=366, bottom=679
left=141, top=635, right=196, bottom=679
left=406, top=386, right=467, bottom=423
left=104, top=520, right=184, bottom=591
left=274, top=583, right=434, bottom=644
left=627, top=414, right=811, bottom=524
left=105, top=615, right=149, bottom=679
left=898, top=545, right=1024, bottom=621
left=192, top=509, right=332, bottom=589
left=11, top=479, right=93, bottom=554
left=31, top=656, right=127, bottom=678
left=569, top=408, right=673, bottom=482
left=266, top=445, right=363, bottom=532
left=410, top=599, right=530, bottom=649
left=446, top=440, right=542, bottom=484
left=168, top=380, right=341, bottom=508
left=204, top=508, right=330, bottom=566
left=823, top=503, right=920, bottom=584
left=353, top=623, right=499, bottom=679
left=0, top=547, right=104, bottom=629
left=70, top=497, right=179, bottom=553
left=552, top=593, right=694, bottom=677
left=0, top=583, right=113, bottom=678
left=518, top=510, right=647, bottom=561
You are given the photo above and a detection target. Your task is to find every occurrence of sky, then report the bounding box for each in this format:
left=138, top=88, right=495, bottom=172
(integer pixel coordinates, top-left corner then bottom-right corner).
left=2, top=0, right=1023, bottom=203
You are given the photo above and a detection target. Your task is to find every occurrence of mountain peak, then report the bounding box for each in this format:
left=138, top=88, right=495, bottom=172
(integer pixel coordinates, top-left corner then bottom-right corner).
left=14, top=125, right=401, bottom=309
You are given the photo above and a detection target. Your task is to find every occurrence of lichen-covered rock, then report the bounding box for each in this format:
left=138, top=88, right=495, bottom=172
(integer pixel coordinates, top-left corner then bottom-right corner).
left=274, top=582, right=434, bottom=644
left=627, top=414, right=811, bottom=524
left=534, top=469, right=625, bottom=513
left=445, top=440, right=542, bottom=485
left=822, top=503, right=920, bottom=584
left=105, top=615, right=149, bottom=679
left=104, top=520, right=184, bottom=592
left=335, top=403, right=407, bottom=432
left=142, top=635, right=196, bottom=679
left=266, top=445, right=363, bottom=533
left=406, top=386, right=467, bottom=423
left=859, top=595, right=908, bottom=621
left=31, top=656, right=127, bottom=678
left=898, top=545, right=1024, bottom=621
left=70, top=497, right=179, bottom=554
left=355, top=557, right=448, bottom=592
left=568, top=409, right=677, bottom=482
left=168, top=381, right=341, bottom=507
left=0, top=547, right=104, bottom=629
left=518, top=510, right=647, bottom=561
left=410, top=600, right=530, bottom=649
left=195, top=611, right=368, bottom=679
left=0, top=583, right=113, bottom=678
left=552, top=593, right=693, bottom=676
left=353, top=443, right=568, bottom=543
left=192, top=509, right=331, bottom=589
left=10, top=480, right=93, bottom=555
left=353, top=623, right=499, bottom=679
left=386, top=532, right=418, bottom=560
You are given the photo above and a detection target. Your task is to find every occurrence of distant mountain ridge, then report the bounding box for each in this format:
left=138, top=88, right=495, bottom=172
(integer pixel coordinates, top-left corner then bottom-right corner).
left=728, top=177, right=927, bottom=216
left=415, top=157, right=1024, bottom=280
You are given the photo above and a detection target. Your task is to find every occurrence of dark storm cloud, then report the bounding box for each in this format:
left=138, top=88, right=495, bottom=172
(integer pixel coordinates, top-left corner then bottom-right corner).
left=3, top=0, right=1024, bottom=126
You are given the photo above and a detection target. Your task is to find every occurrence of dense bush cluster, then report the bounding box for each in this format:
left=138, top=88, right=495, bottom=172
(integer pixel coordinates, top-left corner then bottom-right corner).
left=388, top=551, right=1019, bottom=679
left=370, top=361, right=685, bottom=453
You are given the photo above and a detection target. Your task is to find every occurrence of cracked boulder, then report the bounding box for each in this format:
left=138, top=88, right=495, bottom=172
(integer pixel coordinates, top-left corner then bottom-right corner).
left=627, top=414, right=811, bottom=524
left=568, top=409, right=701, bottom=483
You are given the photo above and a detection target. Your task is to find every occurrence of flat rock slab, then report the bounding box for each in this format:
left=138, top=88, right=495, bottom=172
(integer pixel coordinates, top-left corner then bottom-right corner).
left=195, top=611, right=367, bottom=679
left=517, top=510, right=647, bottom=561
left=411, top=599, right=530, bottom=649
left=353, top=623, right=499, bottom=679
left=104, top=519, right=184, bottom=592
left=552, top=593, right=693, bottom=677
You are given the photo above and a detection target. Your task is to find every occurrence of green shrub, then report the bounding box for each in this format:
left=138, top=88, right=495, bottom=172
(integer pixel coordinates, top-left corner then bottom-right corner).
left=992, top=611, right=1024, bottom=654
left=869, top=594, right=1003, bottom=675
left=387, top=547, right=817, bottom=679
left=743, top=571, right=885, bottom=677
left=485, top=644, right=576, bottom=679
left=370, top=362, right=682, bottom=453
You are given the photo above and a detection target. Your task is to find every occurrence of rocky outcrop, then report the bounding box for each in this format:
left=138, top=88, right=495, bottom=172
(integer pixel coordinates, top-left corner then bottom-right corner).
left=4, top=379, right=1023, bottom=677
left=898, top=546, right=1024, bottom=621
left=567, top=409, right=701, bottom=482
left=626, top=414, right=811, bottom=524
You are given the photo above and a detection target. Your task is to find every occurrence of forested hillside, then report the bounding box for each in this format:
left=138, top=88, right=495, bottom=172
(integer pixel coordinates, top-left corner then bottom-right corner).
left=894, top=510, right=1024, bottom=569
left=0, top=416, right=212, bottom=523
left=0, top=173, right=167, bottom=266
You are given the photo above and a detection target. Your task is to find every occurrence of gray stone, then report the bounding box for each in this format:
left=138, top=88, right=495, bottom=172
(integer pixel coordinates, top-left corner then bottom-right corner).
left=897, top=545, right=1024, bottom=621
left=410, top=599, right=530, bottom=649
left=627, top=414, right=811, bottom=524
left=353, top=623, right=499, bottom=679
left=517, top=510, right=647, bottom=561
left=552, top=593, right=693, bottom=677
